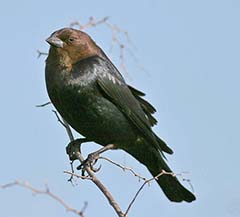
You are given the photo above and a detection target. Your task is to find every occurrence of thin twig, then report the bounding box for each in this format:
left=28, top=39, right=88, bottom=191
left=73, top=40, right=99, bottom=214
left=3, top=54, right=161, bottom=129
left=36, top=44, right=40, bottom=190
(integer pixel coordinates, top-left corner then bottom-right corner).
left=70, top=16, right=110, bottom=30
left=124, top=170, right=174, bottom=216
left=62, top=118, right=75, bottom=141
left=37, top=49, right=48, bottom=58
left=1, top=180, right=87, bottom=217
left=67, top=161, right=76, bottom=184
left=52, top=110, right=70, bottom=131
left=99, top=156, right=147, bottom=182
left=59, top=117, right=124, bottom=217
left=63, top=171, right=93, bottom=180
left=175, top=172, right=195, bottom=192
left=36, top=101, right=51, bottom=107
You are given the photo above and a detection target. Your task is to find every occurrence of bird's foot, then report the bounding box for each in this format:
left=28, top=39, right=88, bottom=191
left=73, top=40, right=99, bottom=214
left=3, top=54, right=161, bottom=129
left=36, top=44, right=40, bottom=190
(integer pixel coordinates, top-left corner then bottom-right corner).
left=77, top=144, right=115, bottom=174
left=66, top=138, right=89, bottom=161
left=77, top=151, right=101, bottom=173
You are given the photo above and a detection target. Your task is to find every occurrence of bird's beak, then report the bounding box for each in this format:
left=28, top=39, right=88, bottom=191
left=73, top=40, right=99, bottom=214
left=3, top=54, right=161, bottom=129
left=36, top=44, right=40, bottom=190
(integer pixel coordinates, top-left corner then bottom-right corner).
left=46, top=36, right=64, bottom=48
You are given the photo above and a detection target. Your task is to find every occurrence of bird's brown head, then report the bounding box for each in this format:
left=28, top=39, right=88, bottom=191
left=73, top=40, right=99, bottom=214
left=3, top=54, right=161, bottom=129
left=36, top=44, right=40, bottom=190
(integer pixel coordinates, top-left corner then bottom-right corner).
left=46, top=28, right=101, bottom=69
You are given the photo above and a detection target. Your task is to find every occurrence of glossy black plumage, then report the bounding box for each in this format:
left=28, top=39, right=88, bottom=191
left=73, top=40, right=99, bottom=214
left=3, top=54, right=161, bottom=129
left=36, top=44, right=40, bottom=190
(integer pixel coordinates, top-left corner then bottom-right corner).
left=45, top=28, right=196, bottom=202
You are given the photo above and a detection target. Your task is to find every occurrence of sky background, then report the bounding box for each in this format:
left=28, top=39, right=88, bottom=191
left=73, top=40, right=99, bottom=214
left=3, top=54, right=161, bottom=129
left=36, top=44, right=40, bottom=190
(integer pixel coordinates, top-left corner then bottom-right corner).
left=1, top=0, right=240, bottom=216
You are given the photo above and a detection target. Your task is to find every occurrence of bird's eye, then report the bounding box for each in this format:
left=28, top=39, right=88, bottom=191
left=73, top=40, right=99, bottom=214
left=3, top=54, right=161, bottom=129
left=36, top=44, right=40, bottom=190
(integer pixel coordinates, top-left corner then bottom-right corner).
left=68, top=37, right=75, bottom=42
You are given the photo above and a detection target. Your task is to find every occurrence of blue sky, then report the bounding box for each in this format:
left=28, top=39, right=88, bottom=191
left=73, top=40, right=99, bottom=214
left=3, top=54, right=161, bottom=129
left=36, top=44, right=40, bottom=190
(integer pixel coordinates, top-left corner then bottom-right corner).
left=1, top=0, right=240, bottom=216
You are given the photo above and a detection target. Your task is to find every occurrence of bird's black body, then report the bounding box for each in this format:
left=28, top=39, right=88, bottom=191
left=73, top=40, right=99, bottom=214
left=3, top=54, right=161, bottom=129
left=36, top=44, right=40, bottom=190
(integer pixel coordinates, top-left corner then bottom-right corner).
left=45, top=28, right=196, bottom=202
left=46, top=56, right=138, bottom=145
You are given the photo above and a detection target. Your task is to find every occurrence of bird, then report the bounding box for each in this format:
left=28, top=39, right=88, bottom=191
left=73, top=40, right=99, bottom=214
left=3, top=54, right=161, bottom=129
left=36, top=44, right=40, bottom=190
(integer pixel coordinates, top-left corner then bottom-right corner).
left=45, top=27, right=196, bottom=203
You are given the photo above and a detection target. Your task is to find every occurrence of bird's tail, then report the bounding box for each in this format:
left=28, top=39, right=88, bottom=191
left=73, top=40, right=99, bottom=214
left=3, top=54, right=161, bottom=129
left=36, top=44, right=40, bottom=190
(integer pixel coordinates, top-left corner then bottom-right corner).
left=124, top=143, right=196, bottom=202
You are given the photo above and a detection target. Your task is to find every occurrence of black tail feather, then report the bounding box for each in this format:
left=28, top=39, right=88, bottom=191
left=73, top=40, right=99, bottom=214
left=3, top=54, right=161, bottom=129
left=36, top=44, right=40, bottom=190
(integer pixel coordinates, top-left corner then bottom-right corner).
left=125, top=143, right=196, bottom=202
left=153, top=169, right=196, bottom=202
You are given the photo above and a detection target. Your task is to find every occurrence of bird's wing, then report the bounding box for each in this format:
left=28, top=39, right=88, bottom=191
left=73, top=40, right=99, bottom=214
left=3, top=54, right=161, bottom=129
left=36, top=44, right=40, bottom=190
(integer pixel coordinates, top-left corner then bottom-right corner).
left=86, top=56, right=173, bottom=154
left=96, top=70, right=160, bottom=150
left=128, top=85, right=157, bottom=126
left=98, top=54, right=158, bottom=126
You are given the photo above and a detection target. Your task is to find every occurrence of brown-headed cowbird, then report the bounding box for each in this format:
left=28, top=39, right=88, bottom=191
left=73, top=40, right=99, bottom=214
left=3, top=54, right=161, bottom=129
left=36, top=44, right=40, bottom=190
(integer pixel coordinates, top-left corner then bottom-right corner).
left=45, top=28, right=196, bottom=202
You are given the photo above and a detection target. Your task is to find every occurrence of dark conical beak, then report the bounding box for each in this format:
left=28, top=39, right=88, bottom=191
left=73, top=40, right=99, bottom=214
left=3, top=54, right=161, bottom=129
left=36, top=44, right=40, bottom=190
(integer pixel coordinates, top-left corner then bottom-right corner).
left=46, top=36, right=64, bottom=48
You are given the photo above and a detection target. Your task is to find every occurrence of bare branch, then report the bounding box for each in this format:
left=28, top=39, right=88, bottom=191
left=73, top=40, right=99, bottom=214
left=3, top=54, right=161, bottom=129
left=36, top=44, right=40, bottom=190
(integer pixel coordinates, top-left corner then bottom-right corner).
left=37, top=49, right=48, bottom=58
left=61, top=118, right=124, bottom=217
left=63, top=170, right=93, bottom=180
left=70, top=16, right=110, bottom=30
left=124, top=170, right=174, bottom=216
left=62, top=118, right=75, bottom=142
left=52, top=110, right=70, bottom=131
left=99, top=156, right=147, bottom=182
left=175, top=172, right=195, bottom=193
left=1, top=180, right=87, bottom=217
left=36, top=101, right=51, bottom=107
left=67, top=161, right=76, bottom=184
